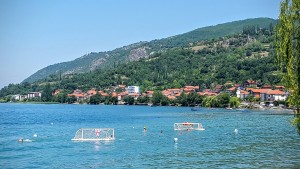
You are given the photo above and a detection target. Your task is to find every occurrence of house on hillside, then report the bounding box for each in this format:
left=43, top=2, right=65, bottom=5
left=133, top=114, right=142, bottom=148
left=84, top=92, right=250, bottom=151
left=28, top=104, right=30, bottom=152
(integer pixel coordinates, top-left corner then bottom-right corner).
left=117, top=91, right=128, bottom=101
left=266, top=90, right=286, bottom=101
left=145, top=91, right=154, bottom=98
left=127, top=86, right=140, bottom=94
left=98, top=91, right=109, bottom=97
left=247, top=88, right=287, bottom=101
left=12, top=94, right=26, bottom=101
left=247, top=88, right=269, bottom=101
left=236, top=89, right=249, bottom=100
left=87, top=89, right=97, bottom=96
left=226, top=87, right=236, bottom=93
left=68, top=89, right=85, bottom=102
left=243, top=80, right=258, bottom=88
left=27, top=92, right=42, bottom=99
left=53, top=89, right=61, bottom=95
left=183, top=86, right=199, bottom=92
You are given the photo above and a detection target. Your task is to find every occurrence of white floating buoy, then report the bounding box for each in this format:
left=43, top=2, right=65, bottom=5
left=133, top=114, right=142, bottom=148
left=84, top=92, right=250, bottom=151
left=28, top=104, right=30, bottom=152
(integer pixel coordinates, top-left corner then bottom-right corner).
left=174, top=137, right=178, bottom=143
left=33, top=134, right=38, bottom=137
left=234, top=129, right=238, bottom=134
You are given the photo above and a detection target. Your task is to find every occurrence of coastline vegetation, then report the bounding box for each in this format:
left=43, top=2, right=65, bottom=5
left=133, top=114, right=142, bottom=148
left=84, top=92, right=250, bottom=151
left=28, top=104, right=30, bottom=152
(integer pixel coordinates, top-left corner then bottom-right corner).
left=275, top=0, right=300, bottom=133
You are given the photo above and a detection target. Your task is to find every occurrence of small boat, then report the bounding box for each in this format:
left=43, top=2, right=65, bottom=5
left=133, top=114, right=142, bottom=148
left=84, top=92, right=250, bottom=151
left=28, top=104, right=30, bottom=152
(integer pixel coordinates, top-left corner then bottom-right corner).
left=226, top=107, right=233, bottom=110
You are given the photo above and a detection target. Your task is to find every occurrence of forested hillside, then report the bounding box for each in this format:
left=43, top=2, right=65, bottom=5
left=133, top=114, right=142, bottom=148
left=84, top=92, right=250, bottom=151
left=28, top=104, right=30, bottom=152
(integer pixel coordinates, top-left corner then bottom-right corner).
left=0, top=22, right=280, bottom=98
left=23, top=18, right=277, bottom=83
left=55, top=28, right=279, bottom=92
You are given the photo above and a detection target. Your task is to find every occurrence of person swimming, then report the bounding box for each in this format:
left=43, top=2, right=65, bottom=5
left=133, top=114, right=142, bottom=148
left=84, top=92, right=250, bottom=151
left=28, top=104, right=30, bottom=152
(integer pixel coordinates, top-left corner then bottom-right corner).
left=144, top=126, right=147, bottom=132
left=18, top=138, right=33, bottom=143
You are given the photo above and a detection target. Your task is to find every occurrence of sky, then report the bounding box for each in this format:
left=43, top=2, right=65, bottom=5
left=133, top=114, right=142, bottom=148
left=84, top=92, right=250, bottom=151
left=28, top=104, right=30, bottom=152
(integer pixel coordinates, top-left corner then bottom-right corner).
left=0, top=0, right=282, bottom=89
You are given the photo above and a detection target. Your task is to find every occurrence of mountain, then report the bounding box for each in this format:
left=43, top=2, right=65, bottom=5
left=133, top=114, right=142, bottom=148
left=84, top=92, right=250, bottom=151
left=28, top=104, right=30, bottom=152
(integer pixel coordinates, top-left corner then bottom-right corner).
left=23, top=17, right=277, bottom=83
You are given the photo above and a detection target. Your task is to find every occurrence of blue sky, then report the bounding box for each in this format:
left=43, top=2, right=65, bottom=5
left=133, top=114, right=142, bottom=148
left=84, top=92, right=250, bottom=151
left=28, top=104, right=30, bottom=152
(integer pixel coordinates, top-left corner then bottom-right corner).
left=0, top=0, right=281, bottom=89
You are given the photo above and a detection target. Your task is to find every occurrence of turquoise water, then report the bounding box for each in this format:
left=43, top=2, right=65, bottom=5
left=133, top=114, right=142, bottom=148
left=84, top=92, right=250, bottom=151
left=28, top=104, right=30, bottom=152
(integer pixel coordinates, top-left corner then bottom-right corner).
left=0, top=103, right=299, bottom=168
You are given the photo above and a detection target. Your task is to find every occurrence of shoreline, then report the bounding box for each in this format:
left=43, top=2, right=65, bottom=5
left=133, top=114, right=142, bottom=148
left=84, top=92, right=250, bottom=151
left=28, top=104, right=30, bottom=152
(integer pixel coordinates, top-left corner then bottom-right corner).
left=1, top=102, right=295, bottom=115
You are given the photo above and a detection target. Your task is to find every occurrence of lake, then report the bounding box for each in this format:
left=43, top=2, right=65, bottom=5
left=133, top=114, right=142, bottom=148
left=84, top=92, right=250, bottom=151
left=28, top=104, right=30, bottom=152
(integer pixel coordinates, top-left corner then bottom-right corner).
left=0, top=103, right=299, bottom=168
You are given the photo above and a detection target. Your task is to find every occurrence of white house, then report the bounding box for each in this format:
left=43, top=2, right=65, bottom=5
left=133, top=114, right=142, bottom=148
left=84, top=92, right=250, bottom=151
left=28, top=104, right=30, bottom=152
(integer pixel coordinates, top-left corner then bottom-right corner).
left=266, top=90, right=286, bottom=101
left=127, top=86, right=140, bottom=94
left=27, top=92, right=42, bottom=99
left=12, top=94, right=26, bottom=101
left=236, top=89, right=249, bottom=100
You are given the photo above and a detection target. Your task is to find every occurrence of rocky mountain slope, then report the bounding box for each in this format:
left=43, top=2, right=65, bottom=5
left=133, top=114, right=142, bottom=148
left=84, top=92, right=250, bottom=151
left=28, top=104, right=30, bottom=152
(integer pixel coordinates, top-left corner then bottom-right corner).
left=23, top=17, right=277, bottom=83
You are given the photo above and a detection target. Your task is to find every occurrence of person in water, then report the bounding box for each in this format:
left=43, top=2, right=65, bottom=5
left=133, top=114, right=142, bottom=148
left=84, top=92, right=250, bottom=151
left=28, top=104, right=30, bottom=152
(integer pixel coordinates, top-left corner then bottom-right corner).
left=144, top=126, right=147, bottom=132
left=18, top=138, right=23, bottom=143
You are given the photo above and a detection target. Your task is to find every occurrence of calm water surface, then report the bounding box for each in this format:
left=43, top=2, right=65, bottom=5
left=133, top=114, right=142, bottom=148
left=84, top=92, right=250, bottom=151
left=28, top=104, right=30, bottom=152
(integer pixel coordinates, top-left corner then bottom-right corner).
left=0, top=103, right=299, bottom=168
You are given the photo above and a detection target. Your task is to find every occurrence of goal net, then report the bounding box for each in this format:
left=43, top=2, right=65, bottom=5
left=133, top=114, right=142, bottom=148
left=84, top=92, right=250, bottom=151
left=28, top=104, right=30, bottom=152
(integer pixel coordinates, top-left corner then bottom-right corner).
left=72, top=128, right=115, bottom=141
left=174, top=123, right=205, bottom=131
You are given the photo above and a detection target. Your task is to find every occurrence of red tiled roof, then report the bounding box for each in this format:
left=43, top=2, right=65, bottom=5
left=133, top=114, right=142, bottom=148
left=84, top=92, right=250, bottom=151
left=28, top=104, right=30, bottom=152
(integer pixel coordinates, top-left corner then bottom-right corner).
left=100, top=93, right=109, bottom=97
left=267, top=90, right=285, bottom=95
left=227, top=87, right=236, bottom=91
left=68, top=93, right=84, bottom=97
left=87, top=90, right=97, bottom=95
left=240, top=90, right=249, bottom=94
left=184, top=88, right=194, bottom=92
left=248, top=88, right=269, bottom=93
left=167, top=95, right=176, bottom=100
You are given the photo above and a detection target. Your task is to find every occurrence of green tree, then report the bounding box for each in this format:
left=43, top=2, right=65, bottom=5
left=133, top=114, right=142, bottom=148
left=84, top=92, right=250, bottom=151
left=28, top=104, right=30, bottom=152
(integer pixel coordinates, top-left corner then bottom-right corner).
left=110, top=96, right=118, bottom=105
left=177, top=92, right=188, bottom=106
left=90, top=93, right=101, bottom=104
left=229, top=97, right=240, bottom=108
left=203, top=96, right=218, bottom=108
left=41, top=83, right=53, bottom=102
left=124, top=96, right=135, bottom=105
left=275, top=0, right=300, bottom=133
left=137, top=96, right=149, bottom=104
left=66, top=95, right=77, bottom=104
left=54, top=92, right=67, bottom=103
left=160, top=96, right=170, bottom=106
left=216, top=93, right=230, bottom=108
left=152, top=91, right=163, bottom=106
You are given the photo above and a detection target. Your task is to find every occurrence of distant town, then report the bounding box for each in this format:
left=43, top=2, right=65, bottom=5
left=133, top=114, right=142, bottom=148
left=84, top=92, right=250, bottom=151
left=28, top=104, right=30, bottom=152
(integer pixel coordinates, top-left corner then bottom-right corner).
left=8, top=79, right=288, bottom=109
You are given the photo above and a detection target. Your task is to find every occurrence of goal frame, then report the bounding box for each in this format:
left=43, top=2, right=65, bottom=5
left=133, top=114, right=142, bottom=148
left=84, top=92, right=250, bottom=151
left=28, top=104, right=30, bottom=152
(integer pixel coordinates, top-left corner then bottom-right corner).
left=174, top=123, right=205, bottom=131
left=71, top=128, right=115, bottom=141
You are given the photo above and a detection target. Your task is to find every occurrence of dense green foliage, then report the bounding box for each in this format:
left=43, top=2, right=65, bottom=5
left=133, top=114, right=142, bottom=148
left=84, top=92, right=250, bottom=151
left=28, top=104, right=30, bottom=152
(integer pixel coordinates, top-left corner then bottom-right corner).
left=23, top=18, right=277, bottom=83
left=45, top=31, right=279, bottom=92
left=275, top=0, right=300, bottom=133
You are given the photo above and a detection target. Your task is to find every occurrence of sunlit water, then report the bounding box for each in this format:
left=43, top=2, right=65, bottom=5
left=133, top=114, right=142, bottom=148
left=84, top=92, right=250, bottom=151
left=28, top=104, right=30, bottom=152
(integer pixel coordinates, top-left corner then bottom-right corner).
left=0, top=103, right=299, bottom=168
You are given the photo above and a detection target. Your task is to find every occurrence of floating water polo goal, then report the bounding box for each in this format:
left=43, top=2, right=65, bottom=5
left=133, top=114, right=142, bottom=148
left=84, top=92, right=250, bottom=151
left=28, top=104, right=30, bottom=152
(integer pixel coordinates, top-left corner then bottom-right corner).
left=174, top=122, right=205, bottom=131
left=72, top=128, right=115, bottom=141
